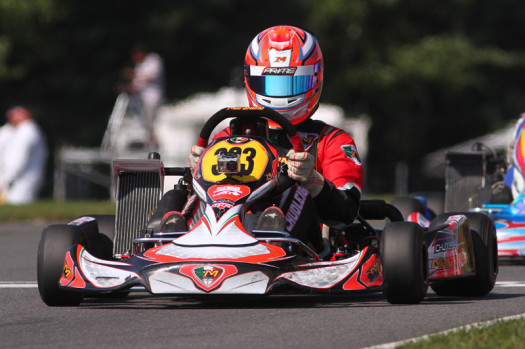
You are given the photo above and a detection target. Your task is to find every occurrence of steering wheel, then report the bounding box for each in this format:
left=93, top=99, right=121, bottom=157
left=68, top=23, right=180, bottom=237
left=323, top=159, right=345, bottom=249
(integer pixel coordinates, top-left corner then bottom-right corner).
left=197, top=107, right=304, bottom=153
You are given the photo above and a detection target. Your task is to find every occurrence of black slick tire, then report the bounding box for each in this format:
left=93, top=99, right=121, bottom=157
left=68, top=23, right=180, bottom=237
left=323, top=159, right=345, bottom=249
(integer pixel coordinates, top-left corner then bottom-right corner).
left=37, top=224, right=85, bottom=306
left=381, top=221, right=428, bottom=304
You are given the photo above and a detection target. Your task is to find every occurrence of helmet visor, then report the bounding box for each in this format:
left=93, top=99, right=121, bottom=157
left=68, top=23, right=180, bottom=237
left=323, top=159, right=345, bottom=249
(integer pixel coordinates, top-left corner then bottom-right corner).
left=246, top=63, right=320, bottom=97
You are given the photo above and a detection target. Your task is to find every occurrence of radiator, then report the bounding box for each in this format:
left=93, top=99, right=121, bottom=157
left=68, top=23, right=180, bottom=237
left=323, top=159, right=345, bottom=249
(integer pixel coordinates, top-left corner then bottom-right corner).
left=113, top=159, right=163, bottom=257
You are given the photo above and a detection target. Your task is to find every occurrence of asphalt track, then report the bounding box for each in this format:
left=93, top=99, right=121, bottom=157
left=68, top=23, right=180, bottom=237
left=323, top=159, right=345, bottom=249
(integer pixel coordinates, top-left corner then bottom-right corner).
left=2, top=222, right=525, bottom=349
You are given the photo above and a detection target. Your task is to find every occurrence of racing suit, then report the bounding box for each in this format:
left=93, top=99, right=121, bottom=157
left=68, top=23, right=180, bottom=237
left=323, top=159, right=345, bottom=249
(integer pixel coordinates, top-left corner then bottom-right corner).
left=181, top=118, right=364, bottom=252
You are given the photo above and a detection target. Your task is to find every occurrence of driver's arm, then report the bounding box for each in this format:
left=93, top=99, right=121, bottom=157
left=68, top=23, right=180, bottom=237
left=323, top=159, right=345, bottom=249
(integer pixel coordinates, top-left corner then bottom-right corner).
left=316, top=129, right=363, bottom=227
left=288, top=129, right=363, bottom=228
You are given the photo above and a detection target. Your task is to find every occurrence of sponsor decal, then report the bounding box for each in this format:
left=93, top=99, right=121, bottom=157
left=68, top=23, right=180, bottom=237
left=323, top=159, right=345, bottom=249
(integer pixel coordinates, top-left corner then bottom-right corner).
left=208, top=185, right=250, bottom=203
left=298, top=132, right=318, bottom=150
left=68, top=216, right=95, bottom=226
left=226, top=107, right=264, bottom=111
left=431, top=256, right=456, bottom=269
left=63, top=262, right=72, bottom=278
left=359, top=254, right=383, bottom=287
left=285, top=186, right=309, bottom=230
left=434, top=238, right=458, bottom=253
left=341, top=145, right=362, bottom=165
left=179, top=264, right=238, bottom=292
left=263, top=67, right=296, bottom=75
left=365, top=259, right=381, bottom=284
left=194, top=265, right=224, bottom=287
left=227, top=137, right=250, bottom=144
left=268, top=49, right=291, bottom=67
left=211, top=201, right=234, bottom=210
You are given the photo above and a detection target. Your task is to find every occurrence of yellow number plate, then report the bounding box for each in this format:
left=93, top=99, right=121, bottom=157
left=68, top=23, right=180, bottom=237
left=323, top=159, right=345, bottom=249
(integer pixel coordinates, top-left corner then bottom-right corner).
left=201, top=139, right=270, bottom=182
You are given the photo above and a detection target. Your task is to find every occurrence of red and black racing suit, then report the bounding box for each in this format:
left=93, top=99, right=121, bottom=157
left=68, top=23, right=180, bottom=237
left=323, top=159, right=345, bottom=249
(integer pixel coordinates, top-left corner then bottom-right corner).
left=182, top=118, right=364, bottom=252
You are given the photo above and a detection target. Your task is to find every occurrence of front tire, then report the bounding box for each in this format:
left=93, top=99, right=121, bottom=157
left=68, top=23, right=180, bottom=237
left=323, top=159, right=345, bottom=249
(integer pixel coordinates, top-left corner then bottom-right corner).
left=381, top=221, right=428, bottom=304
left=37, top=225, right=85, bottom=306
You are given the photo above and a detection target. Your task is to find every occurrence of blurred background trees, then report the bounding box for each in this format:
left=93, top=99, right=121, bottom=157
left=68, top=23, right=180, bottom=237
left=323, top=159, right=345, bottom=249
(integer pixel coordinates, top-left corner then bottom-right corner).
left=1, top=0, right=525, bottom=194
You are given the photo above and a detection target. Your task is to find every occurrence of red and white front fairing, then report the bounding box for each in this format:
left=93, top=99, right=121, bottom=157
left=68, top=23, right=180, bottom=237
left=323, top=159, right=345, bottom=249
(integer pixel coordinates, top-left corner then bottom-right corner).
left=426, top=215, right=476, bottom=279
left=60, top=242, right=384, bottom=295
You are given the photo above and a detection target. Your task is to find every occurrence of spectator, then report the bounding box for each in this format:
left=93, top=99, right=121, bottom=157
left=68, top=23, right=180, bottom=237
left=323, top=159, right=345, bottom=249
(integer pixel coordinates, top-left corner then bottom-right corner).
left=0, top=106, right=48, bottom=204
left=126, top=45, right=165, bottom=148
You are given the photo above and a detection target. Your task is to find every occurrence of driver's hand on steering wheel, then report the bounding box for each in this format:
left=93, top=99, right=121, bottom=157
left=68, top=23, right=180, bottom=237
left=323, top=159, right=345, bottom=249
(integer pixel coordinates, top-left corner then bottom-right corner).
left=189, top=145, right=205, bottom=171
left=287, top=150, right=324, bottom=198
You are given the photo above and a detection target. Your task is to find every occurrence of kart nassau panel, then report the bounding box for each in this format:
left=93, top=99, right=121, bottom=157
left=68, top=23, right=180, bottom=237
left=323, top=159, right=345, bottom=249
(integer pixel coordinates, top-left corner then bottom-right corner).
left=426, top=215, right=476, bottom=279
left=59, top=243, right=384, bottom=295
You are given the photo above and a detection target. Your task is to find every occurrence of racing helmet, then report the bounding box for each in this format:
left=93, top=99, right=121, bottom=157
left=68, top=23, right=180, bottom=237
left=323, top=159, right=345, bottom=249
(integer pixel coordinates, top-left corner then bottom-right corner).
left=244, top=25, right=324, bottom=127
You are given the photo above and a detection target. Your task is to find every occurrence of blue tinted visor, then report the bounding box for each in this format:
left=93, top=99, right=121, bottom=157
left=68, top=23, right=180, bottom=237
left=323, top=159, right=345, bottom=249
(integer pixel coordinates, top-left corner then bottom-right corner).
left=246, top=64, right=320, bottom=97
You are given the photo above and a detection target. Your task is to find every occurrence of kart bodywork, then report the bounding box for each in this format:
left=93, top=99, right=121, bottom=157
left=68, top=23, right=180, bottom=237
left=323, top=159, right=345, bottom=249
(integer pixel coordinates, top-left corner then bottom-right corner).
left=37, top=107, right=497, bottom=306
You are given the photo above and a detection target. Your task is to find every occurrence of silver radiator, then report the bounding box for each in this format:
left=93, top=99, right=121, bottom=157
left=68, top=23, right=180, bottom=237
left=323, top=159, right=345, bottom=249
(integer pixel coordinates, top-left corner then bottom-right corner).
left=113, top=159, right=163, bottom=257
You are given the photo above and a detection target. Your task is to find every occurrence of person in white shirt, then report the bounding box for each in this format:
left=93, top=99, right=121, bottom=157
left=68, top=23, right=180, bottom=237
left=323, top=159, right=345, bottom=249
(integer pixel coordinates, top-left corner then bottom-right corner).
left=0, top=106, right=47, bottom=204
left=128, top=46, right=165, bottom=148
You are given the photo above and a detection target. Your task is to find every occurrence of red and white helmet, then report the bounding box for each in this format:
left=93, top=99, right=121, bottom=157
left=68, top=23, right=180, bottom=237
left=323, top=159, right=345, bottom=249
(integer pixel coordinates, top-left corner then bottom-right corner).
left=244, top=25, right=324, bottom=127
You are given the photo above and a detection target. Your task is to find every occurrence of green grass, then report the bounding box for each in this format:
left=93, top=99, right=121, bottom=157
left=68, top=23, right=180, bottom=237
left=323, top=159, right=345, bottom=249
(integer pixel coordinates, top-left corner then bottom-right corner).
left=0, top=200, right=116, bottom=222
left=398, top=317, right=525, bottom=349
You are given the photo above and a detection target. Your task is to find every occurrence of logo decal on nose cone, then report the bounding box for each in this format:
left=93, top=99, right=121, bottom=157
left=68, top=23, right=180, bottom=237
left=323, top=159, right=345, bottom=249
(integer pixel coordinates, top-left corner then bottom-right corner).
left=180, top=264, right=238, bottom=292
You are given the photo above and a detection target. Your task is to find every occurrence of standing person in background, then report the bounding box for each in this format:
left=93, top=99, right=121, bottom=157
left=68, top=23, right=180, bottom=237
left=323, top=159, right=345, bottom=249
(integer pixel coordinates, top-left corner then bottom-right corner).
left=0, top=106, right=47, bottom=204
left=127, top=45, right=165, bottom=149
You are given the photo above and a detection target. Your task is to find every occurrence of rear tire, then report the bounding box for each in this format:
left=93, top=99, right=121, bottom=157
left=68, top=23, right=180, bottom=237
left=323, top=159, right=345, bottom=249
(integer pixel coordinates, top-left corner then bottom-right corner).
left=87, top=214, right=116, bottom=242
left=381, top=221, right=428, bottom=304
left=390, top=196, right=425, bottom=220
left=411, top=191, right=445, bottom=216
left=37, top=225, right=85, bottom=306
left=430, top=212, right=498, bottom=297
left=81, top=214, right=115, bottom=259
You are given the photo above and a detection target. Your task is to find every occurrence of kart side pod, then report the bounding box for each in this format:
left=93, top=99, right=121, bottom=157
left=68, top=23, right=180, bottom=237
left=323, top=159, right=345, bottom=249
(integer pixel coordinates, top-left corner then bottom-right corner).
left=426, top=214, right=476, bottom=280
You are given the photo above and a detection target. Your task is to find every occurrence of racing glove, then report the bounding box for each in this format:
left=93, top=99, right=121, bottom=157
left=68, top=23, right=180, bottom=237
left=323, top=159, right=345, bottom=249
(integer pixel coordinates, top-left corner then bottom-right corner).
left=188, top=145, right=205, bottom=171
left=287, top=150, right=324, bottom=198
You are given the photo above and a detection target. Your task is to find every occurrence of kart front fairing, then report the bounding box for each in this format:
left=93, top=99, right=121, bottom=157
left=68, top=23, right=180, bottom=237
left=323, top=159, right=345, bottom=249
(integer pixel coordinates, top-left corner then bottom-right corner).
left=60, top=241, right=383, bottom=295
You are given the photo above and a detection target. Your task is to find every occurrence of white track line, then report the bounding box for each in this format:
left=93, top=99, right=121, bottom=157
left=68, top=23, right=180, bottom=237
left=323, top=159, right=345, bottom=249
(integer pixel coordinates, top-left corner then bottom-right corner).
left=0, top=282, right=37, bottom=288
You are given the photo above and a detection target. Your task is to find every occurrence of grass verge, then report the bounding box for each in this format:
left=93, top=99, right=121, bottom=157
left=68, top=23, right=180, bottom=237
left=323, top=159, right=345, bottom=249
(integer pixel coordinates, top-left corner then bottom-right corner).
left=0, top=200, right=116, bottom=222
left=398, top=317, right=525, bottom=349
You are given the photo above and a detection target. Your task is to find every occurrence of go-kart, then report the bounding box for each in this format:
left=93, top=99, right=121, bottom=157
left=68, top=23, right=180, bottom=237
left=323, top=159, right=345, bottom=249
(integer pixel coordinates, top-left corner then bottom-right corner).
left=37, top=107, right=498, bottom=306
left=395, top=121, right=525, bottom=261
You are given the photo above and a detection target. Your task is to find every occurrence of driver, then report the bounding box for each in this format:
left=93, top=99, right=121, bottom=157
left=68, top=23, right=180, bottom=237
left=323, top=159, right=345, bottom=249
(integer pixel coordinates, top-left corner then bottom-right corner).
left=180, top=25, right=363, bottom=254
